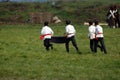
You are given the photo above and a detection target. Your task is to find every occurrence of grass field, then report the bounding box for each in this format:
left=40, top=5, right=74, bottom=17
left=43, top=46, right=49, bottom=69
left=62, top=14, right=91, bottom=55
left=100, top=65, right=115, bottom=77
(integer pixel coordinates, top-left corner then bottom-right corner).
left=0, top=24, right=120, bottom=80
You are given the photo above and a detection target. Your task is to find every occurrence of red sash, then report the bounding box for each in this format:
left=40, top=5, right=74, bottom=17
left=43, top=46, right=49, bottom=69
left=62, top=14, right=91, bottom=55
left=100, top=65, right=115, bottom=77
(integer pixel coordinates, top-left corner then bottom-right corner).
left=98, top=32, right=103, bottom=34
left=95, top=32, right=103, bottom=40
left=40, top=34, right=51, bottom=40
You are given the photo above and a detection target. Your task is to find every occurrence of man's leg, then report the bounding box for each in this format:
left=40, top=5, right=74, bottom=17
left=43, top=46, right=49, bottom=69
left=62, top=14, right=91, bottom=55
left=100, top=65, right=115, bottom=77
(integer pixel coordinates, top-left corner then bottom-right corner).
left=90, top=39, right=94, bottom=52
left=71, top=36, right=81, bottom=53
left=44, top=39, right=49, bottom=51
left=94, top=39, right=98, bottom=53
left=97, top=44, right=103, bottom=52
left=50, top=44, right=53, bottom=49
left=65, top=38, right=70, bottom=53
left=99, top=38, right=107, bottom=54
left=48, top=39, right=53, bottom=50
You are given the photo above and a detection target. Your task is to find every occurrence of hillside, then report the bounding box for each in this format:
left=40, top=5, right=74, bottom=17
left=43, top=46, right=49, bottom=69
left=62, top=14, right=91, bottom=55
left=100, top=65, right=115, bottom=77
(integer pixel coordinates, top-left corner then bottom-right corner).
left=0, top=0, right=120, bottom=24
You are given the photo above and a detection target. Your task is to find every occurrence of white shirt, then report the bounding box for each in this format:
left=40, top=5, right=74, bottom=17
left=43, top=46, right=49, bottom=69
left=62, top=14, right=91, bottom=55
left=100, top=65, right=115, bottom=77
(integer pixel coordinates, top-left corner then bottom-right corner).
left=41, top=26, right=54, bottom=39
left=88, top=25, right=95, bottom=39
left=95, top=25, right=103, bottom=38
left=108, top=10, right=115, bottom=19
left=65, top=24, right=76, bottom=38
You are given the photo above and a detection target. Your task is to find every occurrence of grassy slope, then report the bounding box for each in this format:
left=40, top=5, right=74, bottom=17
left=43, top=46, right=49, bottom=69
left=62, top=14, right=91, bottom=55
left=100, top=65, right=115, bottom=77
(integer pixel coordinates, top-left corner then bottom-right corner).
left=0, top=24, right=120, bottom=80
left=0, top=0, right=120, bottom=23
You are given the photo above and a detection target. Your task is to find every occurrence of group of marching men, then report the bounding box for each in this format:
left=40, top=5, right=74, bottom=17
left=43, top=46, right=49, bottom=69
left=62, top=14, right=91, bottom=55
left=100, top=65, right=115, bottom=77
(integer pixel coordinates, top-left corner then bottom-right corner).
left=40, top=20, right=107, bottom=54
left=88, top=20, right=107, bottom=54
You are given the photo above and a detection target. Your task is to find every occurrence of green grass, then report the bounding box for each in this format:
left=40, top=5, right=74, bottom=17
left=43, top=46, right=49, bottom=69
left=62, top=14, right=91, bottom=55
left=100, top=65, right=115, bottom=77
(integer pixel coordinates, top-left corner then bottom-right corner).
left=0, top=24, right=120, bottom=80
left=1, top=0, right=120, bottom=23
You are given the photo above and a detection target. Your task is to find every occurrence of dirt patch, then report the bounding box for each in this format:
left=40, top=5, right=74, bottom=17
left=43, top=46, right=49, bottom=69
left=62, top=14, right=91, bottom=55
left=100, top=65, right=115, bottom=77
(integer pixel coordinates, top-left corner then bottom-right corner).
left=30, top=12, right=53, bottom=24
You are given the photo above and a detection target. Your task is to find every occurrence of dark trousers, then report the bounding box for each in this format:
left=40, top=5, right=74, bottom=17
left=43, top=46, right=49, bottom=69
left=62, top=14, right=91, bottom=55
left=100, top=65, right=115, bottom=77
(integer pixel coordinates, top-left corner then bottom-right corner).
left=115, top=14, right=120, bottom=28
left=94, top=38, right=107, bottom=54
left=108, top=18, right=115, bottom=28
left=115, top=18, right=120, bottom=28
left=44, top=39, right=53, bottom=51
left=90, top=39, right=95, bottom=52
left=65, top=36, right=79, bottom=53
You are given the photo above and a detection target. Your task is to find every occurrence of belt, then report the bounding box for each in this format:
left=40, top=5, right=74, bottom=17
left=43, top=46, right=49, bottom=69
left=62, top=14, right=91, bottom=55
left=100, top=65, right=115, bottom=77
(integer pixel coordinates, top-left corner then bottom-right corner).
left=40, top=34, right=51, bottom=40
left=98, top=32, right=103, bottom=34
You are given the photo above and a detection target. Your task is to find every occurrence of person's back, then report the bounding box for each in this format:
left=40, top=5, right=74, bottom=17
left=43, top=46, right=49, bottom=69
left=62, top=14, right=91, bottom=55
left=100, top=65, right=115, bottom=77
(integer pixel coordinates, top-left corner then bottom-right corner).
left=41, top=22, right=54, bottom=40
left=66, top=24, right=76, bottom=38
left=40, top=21, right=54, bottom=51
left=41, top=26, right=53, bottom=39
left=95, top=25, right=103, bottom=38
left=94, top=20, right=107, bottom=54
left=88, top=21, right=96, bottom=52
left=88, top=24, right=95, bottom=39
left=65, top=20, right=81, bottom=54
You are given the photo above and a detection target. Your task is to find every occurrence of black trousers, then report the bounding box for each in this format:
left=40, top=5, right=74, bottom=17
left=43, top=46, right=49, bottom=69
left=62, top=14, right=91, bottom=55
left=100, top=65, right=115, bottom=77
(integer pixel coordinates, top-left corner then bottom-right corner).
left=115, top=18, right=120, bottom=28
left=44, top=39, right=53, bottom=51
left=94, top=38, right=107, bottom=54
left=65, top=36, right=79, bottom=53
left=90, top=39, right=95, bottom=52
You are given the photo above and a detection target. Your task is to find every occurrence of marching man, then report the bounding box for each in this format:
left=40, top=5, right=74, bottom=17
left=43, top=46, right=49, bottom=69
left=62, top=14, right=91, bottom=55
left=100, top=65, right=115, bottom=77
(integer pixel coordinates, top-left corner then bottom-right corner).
left=65, top=20, right=81, bottom=54
left=94, top=20, right=107, bottom=54
left=40, top=21, right=54, bottom=51
left=88, top=21, right=96, bottom=52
